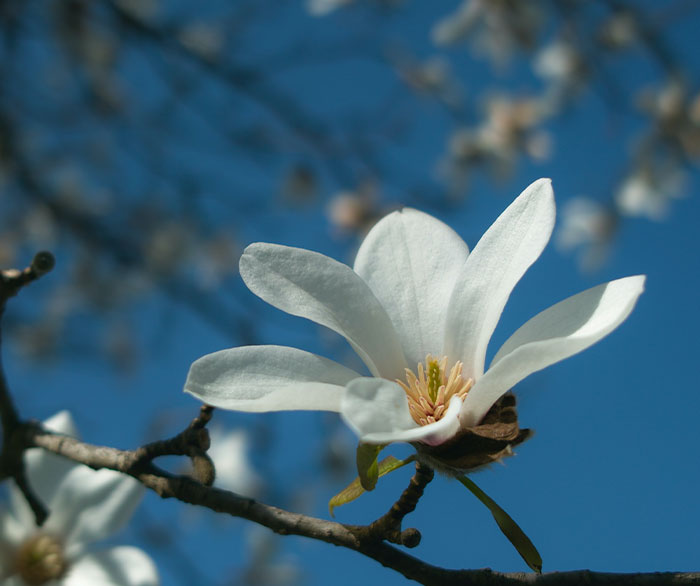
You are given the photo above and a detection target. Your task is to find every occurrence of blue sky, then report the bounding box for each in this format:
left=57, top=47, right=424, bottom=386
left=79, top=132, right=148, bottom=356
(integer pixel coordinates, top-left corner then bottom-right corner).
left=2, top=1, right=700, bottom=585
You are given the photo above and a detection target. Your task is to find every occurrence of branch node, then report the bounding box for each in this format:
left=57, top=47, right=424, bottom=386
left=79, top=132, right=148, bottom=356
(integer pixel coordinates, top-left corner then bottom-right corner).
left=189, top=449, right=216, bottom=487
left=398, top=527, right=421, bottom=548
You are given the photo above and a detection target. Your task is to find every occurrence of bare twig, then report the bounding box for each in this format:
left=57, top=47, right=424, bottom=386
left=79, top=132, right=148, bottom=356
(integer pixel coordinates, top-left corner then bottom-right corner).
left=0, top=252, right=56, bottom=525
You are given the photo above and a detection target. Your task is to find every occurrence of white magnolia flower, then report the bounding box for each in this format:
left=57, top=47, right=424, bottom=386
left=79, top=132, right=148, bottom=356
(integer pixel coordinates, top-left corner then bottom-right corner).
left=185, top=179, right=644, bottom=470
left=0, top=412, right=158, bottom=586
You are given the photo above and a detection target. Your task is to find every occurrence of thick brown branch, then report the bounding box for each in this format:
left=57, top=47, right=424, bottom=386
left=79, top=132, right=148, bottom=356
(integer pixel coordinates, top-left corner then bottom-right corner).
left=14, top=423, right=700, bottom=586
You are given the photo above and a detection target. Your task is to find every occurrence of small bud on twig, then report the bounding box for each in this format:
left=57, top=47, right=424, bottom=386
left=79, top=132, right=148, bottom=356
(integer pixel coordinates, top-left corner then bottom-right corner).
left=31, top=252, right=55, bottom=277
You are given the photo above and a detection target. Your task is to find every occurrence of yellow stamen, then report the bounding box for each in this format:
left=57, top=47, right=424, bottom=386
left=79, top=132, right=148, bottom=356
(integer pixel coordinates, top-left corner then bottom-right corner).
left=14, top=533, right=68, bottom=585
left=396, top=354, right=473, bottom=427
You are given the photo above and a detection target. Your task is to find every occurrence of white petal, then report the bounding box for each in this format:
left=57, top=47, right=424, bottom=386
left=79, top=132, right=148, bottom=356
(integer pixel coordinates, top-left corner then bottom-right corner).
left=8, top=483, right=35, bottom=535
left=240, top=243, right=407, bottom=378
left=353, top=208, right=469, bottom=367
left=64, top=547, right=159, bottom=586
left=43, top=467, right=143, bottom=552
left=0, top=505, right=28, bottom=546
left=341, top=378, right=462, bottom=446
left=43, top=410, right=79, bottom=437
left=445, top=178, right=555, bottom=381
left=460, top=275, right=646, bottom=426
left=185, top=345, right=360, bottom=412
left=11, top=412, right=81, bottom=529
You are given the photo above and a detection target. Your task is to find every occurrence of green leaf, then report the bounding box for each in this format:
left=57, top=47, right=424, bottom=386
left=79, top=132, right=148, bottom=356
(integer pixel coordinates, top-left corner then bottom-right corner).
left=329, top=454, right=415, bottom=517
left=356, top=442, right=385, bottom=491
left=458, top=475, right=543, bottom=574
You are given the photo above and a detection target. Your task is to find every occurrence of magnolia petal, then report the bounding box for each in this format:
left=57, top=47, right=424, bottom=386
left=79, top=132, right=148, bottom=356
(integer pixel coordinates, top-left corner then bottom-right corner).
left=240, top=243, right=407, bottom=378
left=184, top=345, right=360, bottom=412
left=445, top=178, right=555, bottom=382
left=0, top=504, right=28, bottom=546
left=460, top=275, right=646, bottom=426
left=341, top=378, right=462, bottom=446
left=63, top=547, right=159, bottom=586
left=45, top=467, right=144, bottom=552
left=10, top=411, right=81, bottom=528
left=353, top=208, right=469, bottom=366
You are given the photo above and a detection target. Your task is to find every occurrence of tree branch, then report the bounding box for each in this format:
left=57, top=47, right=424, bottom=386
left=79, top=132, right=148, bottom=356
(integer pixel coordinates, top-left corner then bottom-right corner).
left=0, top=252, right=56, bottom=525
left=10, top=422, right=700, bottom=586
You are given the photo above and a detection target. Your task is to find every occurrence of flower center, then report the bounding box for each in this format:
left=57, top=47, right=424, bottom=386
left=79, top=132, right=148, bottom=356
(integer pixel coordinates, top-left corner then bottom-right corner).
left=396, top=355, right=473, bottom=426
left=14, top=533, right=68, bottom=586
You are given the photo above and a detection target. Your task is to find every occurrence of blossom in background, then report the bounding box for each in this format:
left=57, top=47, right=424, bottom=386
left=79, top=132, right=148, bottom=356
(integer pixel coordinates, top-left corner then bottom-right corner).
left=0, top=412, right=158, bottom=586
left=556, top=196, right=617, bottom=271
left=326, top=182, right=382, bottom=236
left=615, top=163, right=686, bottom=221
left=207, top=426, right=263, bottom=496
left=432, top=0, right=543, bottom=66
left=438, top=97, right=551, bottom=196
left=185, top=179, right=644, bottom=471
left=534, top=38, right=588, bottom=110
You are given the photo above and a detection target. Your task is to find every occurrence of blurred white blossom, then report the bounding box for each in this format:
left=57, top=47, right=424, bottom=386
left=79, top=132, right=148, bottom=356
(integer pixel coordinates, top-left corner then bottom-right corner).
left=556, top=196, right=617, bottom=271
left=433, top=0, right=543, bottom=66
left=615, top=163, right=686, bottom=220
left=207, top=427, right=263, bottom=496
left=439, top=96, right=550, bottom=193
left=326, top=182, right=381, bottom=236
left=534, top=39, right=587, bottom=109
left=0, top=412, right=158, bottom=586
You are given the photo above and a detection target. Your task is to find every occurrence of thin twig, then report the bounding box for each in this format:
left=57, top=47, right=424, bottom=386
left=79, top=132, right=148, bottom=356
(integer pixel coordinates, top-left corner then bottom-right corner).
left=0, top=252, right=56, bottom=525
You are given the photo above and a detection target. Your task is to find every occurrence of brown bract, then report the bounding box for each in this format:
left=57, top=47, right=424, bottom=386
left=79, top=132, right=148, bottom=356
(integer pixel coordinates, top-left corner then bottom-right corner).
left=414, top=393, right=532, bottom=475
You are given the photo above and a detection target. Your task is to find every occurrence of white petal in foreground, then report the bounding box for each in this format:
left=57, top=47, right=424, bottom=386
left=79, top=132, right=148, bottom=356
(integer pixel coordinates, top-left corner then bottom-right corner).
left=45, top=467, right=144, bottom=554
left=185, top=345, right=360, bottom=412
left=64, top=546, right=159, bottom=586
left=341, top=378, right=462, bottom=446
left=460, top=275, right=646, bottom=426
left=445, top=178, right=556, bottom=382
left=240, top=243, right=407, bottom=378
left=354, top=208, right=469, bottom=367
